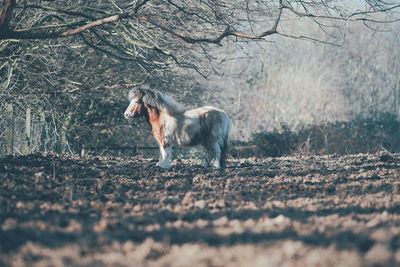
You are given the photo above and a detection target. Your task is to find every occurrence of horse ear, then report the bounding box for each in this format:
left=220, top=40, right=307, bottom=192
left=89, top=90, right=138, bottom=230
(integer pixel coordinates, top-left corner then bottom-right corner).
left=128, top=89, right=136, bottom=101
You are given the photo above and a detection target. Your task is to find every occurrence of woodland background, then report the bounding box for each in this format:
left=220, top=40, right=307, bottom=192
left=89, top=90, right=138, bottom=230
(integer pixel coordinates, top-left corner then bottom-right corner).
left=1, top=0, right=400, bottom=157
left=3, top=2, right=400, bottom=266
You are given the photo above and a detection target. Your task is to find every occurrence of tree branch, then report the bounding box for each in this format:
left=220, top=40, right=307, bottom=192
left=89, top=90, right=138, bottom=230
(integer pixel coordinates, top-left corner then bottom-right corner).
left=133, top=0, right=152, bottom=13
left=16, top=4, right=96, bottom=20
left=1, top=1, right=399, bottom=46
left=0, top=0, right=15, bottom=34
left=283, top=3, right=400, bottom=23
left=1, top=2, right=282, bottom=44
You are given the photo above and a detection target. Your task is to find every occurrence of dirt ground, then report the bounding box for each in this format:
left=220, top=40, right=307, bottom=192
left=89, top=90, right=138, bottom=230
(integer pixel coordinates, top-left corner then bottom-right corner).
left=1, top=152, right=400, bottom=267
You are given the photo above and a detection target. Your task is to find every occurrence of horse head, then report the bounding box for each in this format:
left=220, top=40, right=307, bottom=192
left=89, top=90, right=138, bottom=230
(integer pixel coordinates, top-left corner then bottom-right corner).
left=124, top=89, right=146, bottom=119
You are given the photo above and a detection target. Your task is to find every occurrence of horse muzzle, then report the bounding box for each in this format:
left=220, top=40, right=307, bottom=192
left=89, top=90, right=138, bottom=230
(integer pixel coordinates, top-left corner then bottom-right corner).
left=124, top=112, right=135, bottom=119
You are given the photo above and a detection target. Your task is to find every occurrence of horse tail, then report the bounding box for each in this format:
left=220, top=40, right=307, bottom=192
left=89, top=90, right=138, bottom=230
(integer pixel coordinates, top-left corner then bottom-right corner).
left=220, top=117, right=231, bottom=168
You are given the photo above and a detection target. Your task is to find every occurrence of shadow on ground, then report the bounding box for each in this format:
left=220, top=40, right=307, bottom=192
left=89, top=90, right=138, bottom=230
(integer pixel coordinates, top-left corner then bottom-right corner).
left=1, top=152, right=400, bottom=266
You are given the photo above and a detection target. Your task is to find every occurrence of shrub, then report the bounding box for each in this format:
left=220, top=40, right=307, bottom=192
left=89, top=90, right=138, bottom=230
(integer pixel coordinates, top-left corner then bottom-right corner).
left=248, top=112, right=400, bottom=157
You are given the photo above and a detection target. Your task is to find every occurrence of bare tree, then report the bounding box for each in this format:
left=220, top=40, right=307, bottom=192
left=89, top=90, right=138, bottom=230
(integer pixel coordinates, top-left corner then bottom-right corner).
left=1, top=0, right=399, bottom=72
left=1, top=0, right=400, bottom=152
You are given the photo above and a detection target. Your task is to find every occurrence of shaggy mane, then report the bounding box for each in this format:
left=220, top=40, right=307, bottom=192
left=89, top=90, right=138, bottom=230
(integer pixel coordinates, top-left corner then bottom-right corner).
left=141, top=88, right=188, bottom=115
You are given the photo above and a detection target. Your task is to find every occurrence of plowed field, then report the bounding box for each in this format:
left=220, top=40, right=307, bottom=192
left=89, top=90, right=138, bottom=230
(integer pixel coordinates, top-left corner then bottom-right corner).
left=1, top=152, right=400, bottom=266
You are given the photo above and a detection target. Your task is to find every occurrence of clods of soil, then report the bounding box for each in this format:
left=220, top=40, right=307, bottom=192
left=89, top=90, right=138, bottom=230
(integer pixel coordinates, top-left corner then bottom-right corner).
left=1, top=152, right=400, bottom=266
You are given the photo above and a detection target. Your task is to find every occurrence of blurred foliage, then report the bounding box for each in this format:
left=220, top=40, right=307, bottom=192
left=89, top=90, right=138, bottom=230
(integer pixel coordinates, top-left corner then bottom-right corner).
left=206, top=21, right=400, bottom=140
left=241, top=112, right=400, bottom=158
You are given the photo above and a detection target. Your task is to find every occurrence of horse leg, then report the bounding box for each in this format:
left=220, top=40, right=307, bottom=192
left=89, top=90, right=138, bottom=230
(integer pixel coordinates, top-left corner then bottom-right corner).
left=201, top=149, right=211, bottom=167
left=156, top=144, right=172, bottom=169
left=219, top=132, right=229, bottom=168
left=205, top=141, right=222, bottom=168
left=202, top=143, right=215, bottom=167
left=212, top=142, right=222, bottom=168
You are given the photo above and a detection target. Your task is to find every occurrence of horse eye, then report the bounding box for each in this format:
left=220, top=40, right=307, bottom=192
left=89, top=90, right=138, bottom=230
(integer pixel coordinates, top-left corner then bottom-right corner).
left=135, top=100, right=142, bottom=104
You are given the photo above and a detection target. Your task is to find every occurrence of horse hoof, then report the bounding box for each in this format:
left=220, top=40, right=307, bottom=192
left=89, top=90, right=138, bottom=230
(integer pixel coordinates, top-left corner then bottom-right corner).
left=201, top=159, right=210, bottom=168
left=156, top=161, right=171, bottom=169
left=212, top=163, right=221, bottom=169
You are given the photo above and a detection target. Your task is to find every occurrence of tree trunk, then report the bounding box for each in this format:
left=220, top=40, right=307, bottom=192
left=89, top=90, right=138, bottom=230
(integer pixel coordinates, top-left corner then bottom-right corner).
left=0, top=0, right=15, bottom=35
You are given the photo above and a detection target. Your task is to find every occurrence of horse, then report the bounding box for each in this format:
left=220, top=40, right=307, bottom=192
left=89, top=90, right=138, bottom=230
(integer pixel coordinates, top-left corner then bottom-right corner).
left=124, top=87, right=231, bottom=169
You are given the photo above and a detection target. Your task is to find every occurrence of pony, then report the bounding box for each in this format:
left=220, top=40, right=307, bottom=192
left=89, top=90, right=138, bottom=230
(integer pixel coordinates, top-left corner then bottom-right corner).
left=124, top=87, right=231, bottom=169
